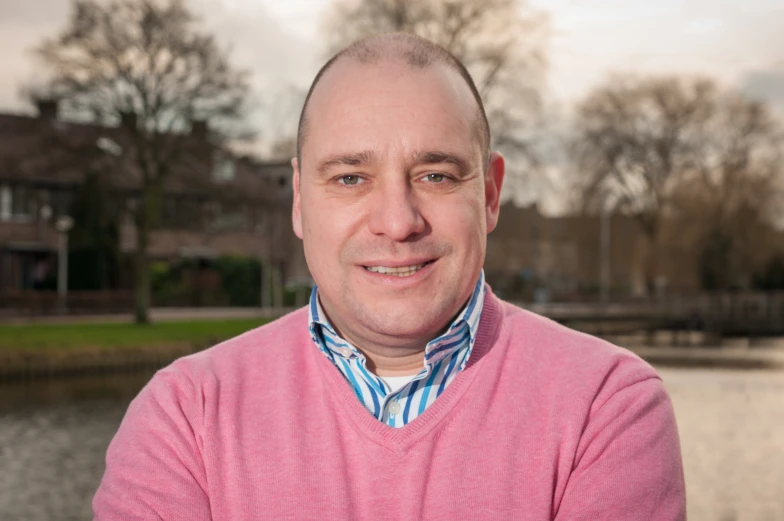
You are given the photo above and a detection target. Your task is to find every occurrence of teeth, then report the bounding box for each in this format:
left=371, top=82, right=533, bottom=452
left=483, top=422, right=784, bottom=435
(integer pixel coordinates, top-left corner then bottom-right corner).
left=365, top=263, right=428, bottom=277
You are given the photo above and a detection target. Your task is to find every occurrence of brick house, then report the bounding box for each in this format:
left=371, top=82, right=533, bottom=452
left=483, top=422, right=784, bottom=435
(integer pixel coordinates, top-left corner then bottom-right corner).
left=0, top=101, right=308, bottom=305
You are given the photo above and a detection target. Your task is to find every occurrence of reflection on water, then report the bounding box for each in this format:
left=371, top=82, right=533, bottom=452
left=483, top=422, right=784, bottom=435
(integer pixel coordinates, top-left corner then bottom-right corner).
left=1, top=362, right=784, bottom=520
left=0, top=373, right=153, bottom=521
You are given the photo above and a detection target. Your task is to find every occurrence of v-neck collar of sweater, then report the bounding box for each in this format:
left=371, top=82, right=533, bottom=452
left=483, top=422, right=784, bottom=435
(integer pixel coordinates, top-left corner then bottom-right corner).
left=311, top=287, right=503, bottom=454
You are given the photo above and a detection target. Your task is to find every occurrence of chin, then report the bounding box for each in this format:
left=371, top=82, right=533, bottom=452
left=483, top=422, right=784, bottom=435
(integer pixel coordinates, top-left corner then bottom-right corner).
left=360, top=301, right=453, bottom=339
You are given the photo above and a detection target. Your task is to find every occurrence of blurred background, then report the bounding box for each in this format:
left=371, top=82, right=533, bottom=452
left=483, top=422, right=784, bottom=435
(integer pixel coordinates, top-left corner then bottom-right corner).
left=0, top=0, right=782, bottom=519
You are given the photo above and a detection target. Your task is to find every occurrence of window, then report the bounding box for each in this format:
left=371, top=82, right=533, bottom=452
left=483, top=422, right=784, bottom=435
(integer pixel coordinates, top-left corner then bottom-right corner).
left=11, top=185, right=35, bottom=218
left=0, top=185, right=10, bottom=221
left=210, top=201, right=248, bottom=231
left=0, top=184, right=36, bottom=221
left=50, top=189, right=74, bottom=219
left=161, top=196, right=204, bottom=230
left=212, top=152, right=236, bottom=183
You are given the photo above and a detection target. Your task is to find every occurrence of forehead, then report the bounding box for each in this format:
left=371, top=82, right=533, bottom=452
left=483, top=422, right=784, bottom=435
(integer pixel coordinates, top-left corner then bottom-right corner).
left=302, top=59, right=481, bottom=166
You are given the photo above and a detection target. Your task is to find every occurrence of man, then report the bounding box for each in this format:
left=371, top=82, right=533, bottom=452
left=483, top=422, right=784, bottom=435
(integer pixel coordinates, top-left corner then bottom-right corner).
left=94, top=33, right=686, bottom=520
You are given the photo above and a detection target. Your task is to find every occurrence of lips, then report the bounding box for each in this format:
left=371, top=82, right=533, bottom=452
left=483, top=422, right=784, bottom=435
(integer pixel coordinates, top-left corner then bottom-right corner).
left=363, top=260, right=435, bottom=277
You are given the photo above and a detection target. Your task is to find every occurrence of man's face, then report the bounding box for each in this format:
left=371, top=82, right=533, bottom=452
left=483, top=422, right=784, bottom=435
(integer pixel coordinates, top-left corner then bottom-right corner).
left=293, top=59, right=504, bottom=347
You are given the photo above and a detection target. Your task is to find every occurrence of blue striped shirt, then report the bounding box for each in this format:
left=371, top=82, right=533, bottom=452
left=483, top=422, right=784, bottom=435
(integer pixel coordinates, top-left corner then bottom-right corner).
left=308, top=271, right=486, bottom=428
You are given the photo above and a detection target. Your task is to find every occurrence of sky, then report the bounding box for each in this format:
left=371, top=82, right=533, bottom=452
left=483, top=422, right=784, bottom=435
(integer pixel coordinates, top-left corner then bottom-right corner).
left=1, top=0, right=783, bottom=203
left=539, top=0, right=784, bottom=110
left=3, top=0, right=784, bottom=112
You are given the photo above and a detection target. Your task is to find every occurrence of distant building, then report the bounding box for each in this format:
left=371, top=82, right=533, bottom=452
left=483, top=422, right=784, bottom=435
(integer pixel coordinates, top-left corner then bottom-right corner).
left=485, top=202, right=701, bottom=300
left=0, top=100, right=308, bottom=299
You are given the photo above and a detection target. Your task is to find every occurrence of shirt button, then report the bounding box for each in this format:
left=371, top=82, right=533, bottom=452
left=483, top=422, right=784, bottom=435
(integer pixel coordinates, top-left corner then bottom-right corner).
left=388, top=401, right=401, bottom=415
left=338, top=347, right=352, bottom=358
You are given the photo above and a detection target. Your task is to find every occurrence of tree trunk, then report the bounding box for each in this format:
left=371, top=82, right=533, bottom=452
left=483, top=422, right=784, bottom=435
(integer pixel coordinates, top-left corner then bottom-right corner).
left=133, top=231, right=150, bottom=324
left=133, top=182, right=162, bottom=324
left=272, top=264, right=284, bottom=308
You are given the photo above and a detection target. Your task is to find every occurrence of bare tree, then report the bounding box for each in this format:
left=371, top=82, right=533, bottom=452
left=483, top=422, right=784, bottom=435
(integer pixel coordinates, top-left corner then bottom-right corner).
left=323, top=0, right=549, bottom=200
left=34, top=0, right=251, bottom=323
left=672, top=91, right=784, bottom=289
left=574, top=74, right=784, bottom=292
left=267, top=137, right=298, bottom=162
left=258, top=84, right=306, bottom=160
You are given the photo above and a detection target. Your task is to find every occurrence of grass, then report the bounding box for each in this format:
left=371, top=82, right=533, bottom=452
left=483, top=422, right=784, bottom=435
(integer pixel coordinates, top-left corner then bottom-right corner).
left=0, top=318, right=270, bottom=353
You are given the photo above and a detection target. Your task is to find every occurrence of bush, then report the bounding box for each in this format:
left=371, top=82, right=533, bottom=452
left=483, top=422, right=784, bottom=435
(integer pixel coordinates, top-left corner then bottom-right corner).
left=215, top=256, right=261, bottom=306
left=151, top=256, right=269, bottom=307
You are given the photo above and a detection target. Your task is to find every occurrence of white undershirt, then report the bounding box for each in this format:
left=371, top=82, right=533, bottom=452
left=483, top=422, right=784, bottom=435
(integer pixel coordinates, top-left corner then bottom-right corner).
left=379, top=374, right=418, bottom=394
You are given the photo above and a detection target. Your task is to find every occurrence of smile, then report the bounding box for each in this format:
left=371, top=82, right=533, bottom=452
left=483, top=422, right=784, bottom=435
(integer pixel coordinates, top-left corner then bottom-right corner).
left=363, top=261, right=434, bottom=277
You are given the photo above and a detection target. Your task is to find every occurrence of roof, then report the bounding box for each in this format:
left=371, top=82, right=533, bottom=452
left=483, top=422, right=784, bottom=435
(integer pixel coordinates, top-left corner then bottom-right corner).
left=0, top=110, right=292, bottom=203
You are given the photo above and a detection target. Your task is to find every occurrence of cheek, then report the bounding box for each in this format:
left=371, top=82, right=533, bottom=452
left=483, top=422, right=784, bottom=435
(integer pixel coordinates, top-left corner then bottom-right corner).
left=431, top=196, right=487, bottom=242
left=301, top=197, right=362, bottom=263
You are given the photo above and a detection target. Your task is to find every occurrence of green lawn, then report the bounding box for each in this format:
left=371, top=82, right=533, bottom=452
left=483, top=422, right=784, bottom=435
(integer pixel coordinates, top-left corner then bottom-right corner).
left=0, top=318, right=269, bottom=352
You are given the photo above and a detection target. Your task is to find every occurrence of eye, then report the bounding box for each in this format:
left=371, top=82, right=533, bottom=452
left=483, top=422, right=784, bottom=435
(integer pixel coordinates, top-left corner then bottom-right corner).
left=425, top=173, right=447, bottom=183
left=337, top=175, right=363, bottom=186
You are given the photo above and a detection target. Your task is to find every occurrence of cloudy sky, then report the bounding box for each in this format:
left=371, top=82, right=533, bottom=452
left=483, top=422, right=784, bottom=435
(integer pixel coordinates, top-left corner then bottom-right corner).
left=541, top=0, right=784, bottom=109
left=1, top=0, right=783, bottom=149
left=0, top=0, right=784, bottom=118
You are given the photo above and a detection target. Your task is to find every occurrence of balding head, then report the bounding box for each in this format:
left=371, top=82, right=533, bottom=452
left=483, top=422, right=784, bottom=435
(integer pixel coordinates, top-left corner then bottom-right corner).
left=296, top=33, right=491, bottom=166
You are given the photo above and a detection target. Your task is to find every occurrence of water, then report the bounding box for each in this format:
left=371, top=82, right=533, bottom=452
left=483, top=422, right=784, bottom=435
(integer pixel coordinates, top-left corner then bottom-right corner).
left=1, top=364, right=783, bottom=520
left=661, top=367, right=784, bottom=521
left=0, top=373, right=153, bottom=521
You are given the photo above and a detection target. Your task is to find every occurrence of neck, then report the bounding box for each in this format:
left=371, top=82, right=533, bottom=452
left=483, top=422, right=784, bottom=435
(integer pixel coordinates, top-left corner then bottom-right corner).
left=320, top=307, right=447, bottom=377
left=329, top=323, right=431, bottom=376
left=361, top=345, right=426, bottom=376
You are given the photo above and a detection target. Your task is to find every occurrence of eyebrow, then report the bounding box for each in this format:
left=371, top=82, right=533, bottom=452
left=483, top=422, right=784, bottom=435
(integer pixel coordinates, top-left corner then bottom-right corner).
left=314, top=149, right=472, bottom=176
left=410, top=151, right=470, bottom=173
left=316, top=150, right=377, bottom=176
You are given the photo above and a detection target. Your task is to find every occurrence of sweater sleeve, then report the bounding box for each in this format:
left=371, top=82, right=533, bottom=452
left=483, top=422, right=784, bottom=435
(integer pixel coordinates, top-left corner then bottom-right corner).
left=92, top=368, right=212, bottom=521
left=554, top=376, right=686, bottom=521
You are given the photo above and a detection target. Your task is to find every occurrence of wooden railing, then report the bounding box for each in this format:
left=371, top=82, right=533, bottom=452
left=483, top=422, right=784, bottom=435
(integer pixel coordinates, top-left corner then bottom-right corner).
left=522, top=292, right=784, bottom=335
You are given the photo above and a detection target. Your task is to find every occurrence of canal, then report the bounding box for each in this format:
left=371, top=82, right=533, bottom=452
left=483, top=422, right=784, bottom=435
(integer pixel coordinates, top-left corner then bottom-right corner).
left=1, top=356, right=783, bottom=520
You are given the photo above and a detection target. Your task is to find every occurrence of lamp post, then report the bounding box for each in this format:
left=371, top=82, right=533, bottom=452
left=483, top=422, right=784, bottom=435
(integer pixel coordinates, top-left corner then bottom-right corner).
left=600, top=204, right=611, bottom=305
left=56, top=215, right=74, bottom=311
left=599, top=193, right=620, bottom=306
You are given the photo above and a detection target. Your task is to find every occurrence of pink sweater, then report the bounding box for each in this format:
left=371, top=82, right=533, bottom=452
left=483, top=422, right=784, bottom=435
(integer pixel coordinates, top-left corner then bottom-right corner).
left=93, top=290, right=686, bottom=520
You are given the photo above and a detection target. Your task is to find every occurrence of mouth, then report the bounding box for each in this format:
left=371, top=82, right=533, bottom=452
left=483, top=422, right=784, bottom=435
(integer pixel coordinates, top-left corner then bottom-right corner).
left=363, top=260, right=435, bottom=277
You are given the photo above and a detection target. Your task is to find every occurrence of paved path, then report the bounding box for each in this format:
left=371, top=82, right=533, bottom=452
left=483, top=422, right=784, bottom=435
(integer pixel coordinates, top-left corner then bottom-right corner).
left=0, top=307, right=295, bottom=325
left=628, top=345, right=784, bottom=370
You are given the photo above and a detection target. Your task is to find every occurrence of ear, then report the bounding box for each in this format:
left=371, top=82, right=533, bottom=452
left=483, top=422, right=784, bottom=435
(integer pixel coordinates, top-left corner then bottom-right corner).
left=484, top=152, right=505, bottom=234
left=291, top=157, right=303, bottom=239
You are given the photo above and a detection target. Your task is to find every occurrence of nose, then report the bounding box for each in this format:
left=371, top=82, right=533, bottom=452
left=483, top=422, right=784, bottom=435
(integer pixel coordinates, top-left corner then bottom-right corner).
left=367, top=178, right=426, bottom=241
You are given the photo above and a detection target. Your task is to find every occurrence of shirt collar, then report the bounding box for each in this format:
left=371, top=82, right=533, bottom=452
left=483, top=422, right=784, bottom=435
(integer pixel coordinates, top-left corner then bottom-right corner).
left=307, top=270, right=486, bottom=365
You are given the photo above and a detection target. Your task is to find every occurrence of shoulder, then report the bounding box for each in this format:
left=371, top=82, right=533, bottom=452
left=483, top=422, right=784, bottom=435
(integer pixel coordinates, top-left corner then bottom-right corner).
left=151, top=307, right=312, bottom=395
left=491, top=295, right=663, bottom=408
